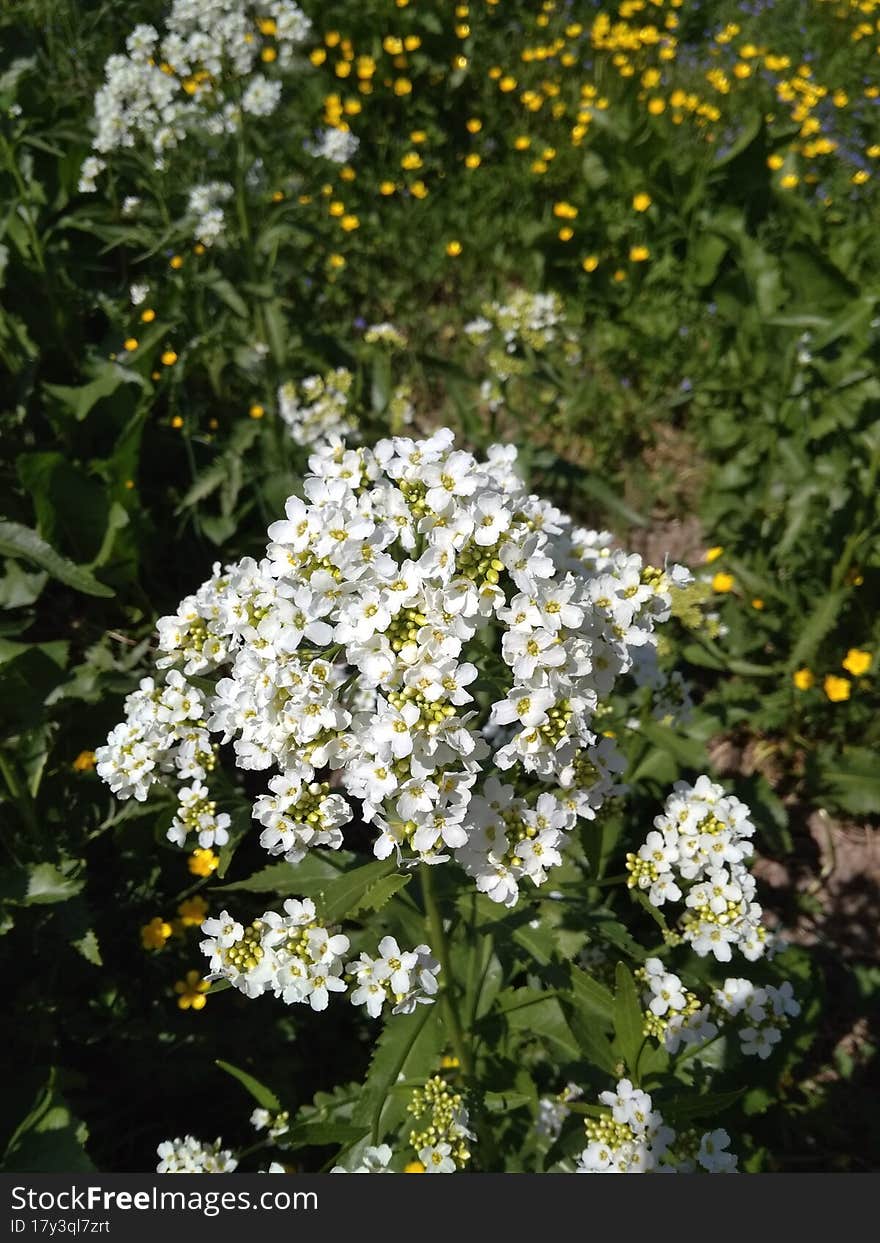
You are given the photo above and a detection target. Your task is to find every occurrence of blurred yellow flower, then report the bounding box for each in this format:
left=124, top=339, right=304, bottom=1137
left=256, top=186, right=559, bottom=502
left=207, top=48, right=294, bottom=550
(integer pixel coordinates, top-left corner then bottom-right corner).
left=823, top=675, right=851, bottom=702
left=751, top=598, right=765, bottom=610
left=141, top=308, right=156, bottom=323
left=842, top=649, right=871, bottom=676
left=632, top=192, right=652, bottom=211
left=705, top=545, right=724, bottom=562
left=177, top=896, right=209, bottom=928
left=711, top=571, right=735, bottom=593
left=792, top=668, right=814, bottom=691
left=404, top=1161, right=426, bottom=1173
left=73, top=750, right=96, bottom=772
left=124, top=337, right=138, bottom=352
left=161, top=350, right=178, bottom=366
left=189, top=848, right=219, bottom=877
left=249, top=403, right=265, bottom=420
left=582, top=255, right=599, bottom=272
left=141, top=917, right=172, bottom=951
left=175, top=969, right=210, bottom=1011
left=445, top=240, right=463, bottom=257
left=629, top=245, right=650, bottom=262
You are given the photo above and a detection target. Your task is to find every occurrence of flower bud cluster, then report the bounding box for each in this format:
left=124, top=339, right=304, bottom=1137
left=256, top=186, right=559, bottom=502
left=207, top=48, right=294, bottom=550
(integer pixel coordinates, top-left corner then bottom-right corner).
left=408, top=1076, right=473, bottom=1173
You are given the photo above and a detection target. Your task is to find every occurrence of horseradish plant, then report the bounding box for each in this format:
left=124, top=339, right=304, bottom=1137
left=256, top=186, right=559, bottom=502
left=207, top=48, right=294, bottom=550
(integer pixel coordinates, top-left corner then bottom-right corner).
left=100, top=429, right=799, bottom=1173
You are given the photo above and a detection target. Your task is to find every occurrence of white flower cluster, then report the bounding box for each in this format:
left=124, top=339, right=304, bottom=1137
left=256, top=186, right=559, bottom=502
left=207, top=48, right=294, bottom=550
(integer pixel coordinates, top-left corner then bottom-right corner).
left=187, top=181, right=234, bottom=246
left=331, top=1145, right=393, bottom=1174
left=83, top=2, right=311, bottom=176
left=200, top=901, right=439, bottom=1015
left=157, top=1136, right=238, bottom=1173
left=277, top=368, right=357, bottom=446
left=639, top=956, right=719, bottom=1054
left=464, top=290, right=581, bottom=383
left=536, top=1083, right=583, bottom=1142
left=250, top=1108, right=290, bottom=1139
left=364, top=322, right=408, bottom=349
left=638, top=956, right=800, bottom=1059
left=347, top=935, right=440, bottom=1017
left=576, top=1079, right=737, bottom=1174
left=305, top=127, right=360, bottom=164
left=627, top=776, right=766, bottom=962
left=99, top=430, right=686, bottom=910
left=714, top=977, right=801, bottom=1059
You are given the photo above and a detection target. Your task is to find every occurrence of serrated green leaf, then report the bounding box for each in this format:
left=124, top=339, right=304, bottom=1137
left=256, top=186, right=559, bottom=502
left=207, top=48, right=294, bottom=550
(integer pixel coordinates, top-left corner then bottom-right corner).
left=0, top=522, right=113, bottom=598
left=353, top=1004, right=443, bottom=1140
left=24, top=861, right=85, bottom=906
left=217, top=851, right=354, bottom=896
left=787, top=589, right=847, bottom=671
left=71, top=929, right=102, bottom=966
left=319, top=858, right=397, bottom=924
left=347, top=871, right=412, bottom=918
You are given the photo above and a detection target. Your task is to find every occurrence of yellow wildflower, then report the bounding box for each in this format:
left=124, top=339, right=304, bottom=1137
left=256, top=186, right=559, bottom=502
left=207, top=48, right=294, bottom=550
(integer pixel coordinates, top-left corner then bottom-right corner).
left=842, top=649, right=871, bottom=677
left=823, top=675, right=851, bottom=703
left=175, top=969, right=210, bottom=1011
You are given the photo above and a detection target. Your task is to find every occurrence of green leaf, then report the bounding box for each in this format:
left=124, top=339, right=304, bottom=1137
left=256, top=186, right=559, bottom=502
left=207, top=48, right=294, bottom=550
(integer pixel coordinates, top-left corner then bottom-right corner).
left=0, top=522, right=113, bottom=598
left=787, top=589, right=847, bottom=670
left=25, top=861, right=85, bottom=906
left=353, top=1004, right=443, bottom=1138
left=218, top=851, right=354, bottom=896
left=43, top=364, right=144, bottom=422
left=2, top=1069, right=94, bottom=1172
left=71, top=929, right=102, bottom=966
left=483, top=1090, right=532, bottom=1113
left=215, top=1060, right=281, bottom=1112
left=319, top=858, right=398, bottom=924
left=498, top=988, right=581, bottom=1060
left=661, top=1088, right=744, bottom=1124
left=613, top=962, right=644, bottom=1080
left=347, top=871, right=412, bottom=918
left=284, top=1121, right=370, bottom=1151
left=569, top=964, right=614, bottom=1021
left=204, top=275, right=249, bottom=318
left=817, top=748, right=880, bottom=815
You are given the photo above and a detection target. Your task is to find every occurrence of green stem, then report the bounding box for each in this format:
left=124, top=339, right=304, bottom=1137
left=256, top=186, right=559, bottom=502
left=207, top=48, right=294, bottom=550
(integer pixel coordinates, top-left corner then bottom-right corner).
left=0, top=133, right=47, bottom=273
left=420, top=864, right=472, bottom=1077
